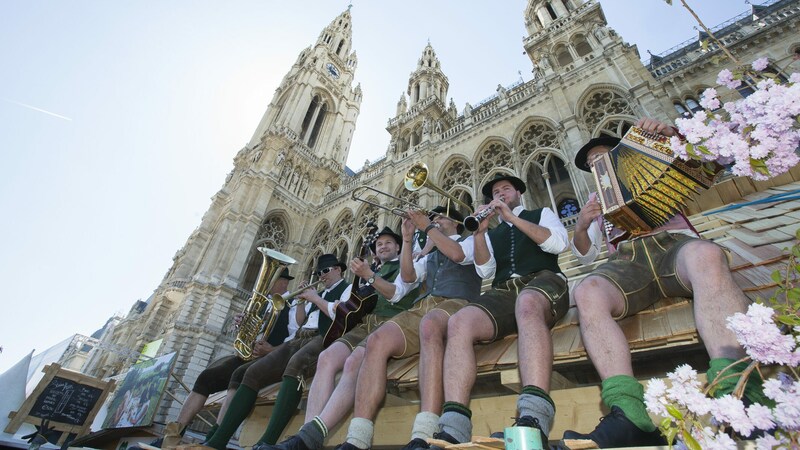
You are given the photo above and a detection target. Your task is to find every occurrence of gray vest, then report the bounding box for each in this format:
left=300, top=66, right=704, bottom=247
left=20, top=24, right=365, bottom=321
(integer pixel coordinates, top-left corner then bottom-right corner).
left=418, top=249, right=482, bottom=303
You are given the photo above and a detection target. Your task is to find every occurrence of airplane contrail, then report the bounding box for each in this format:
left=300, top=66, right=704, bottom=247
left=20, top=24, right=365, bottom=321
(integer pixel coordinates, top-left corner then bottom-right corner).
left=4, top=98, right=72, bottom=121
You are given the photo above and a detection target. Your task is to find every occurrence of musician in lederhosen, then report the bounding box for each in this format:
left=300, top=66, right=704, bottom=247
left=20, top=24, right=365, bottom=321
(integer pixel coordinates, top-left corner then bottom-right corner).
left=315, top=206, right=483, bottom=450
left=197, top=254, right=351, bottom=450
left=562, top=118, right=765, bottom=449
left=253, top=227, right=418, bottom=447
left=429, top=173, right=569, bottom=448
left=133, top=268, right=299, bottom=450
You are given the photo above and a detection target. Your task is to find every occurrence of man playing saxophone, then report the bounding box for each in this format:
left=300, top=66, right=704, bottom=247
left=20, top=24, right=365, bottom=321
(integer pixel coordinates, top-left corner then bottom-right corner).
left=136, top=268, right=300, bottom=450
left=195, top=254, right=352, bottom=450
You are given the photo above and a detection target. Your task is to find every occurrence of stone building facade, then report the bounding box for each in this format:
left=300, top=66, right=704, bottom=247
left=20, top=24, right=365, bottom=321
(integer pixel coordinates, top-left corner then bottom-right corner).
left=83, top=0, right=800, bottom=423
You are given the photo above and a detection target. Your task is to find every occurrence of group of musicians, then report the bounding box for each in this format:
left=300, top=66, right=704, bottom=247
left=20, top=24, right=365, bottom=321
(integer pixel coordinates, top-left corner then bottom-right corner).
left=138, top=118, right=764, bottom=450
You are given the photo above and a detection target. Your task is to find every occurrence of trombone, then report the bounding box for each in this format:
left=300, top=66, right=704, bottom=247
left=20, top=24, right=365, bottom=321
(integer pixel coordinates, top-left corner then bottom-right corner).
left=350, top=162, right=473, bottom=219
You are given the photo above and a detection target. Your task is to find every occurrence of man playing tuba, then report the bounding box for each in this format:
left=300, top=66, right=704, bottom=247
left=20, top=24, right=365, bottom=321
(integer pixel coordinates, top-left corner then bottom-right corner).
left=193, top=254, right=351, bottom=450
left=136, top=268, right=299, bottom=450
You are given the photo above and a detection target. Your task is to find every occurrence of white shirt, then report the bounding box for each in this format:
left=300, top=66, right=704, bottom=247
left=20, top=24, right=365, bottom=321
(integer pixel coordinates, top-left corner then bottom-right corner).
left=570, top=214, right=698, bottom=266
left=301, top=279, right=352, bottom=330
left=391, top=234, right=476, bottom=302
left=475, top=206, right=569, bottom=279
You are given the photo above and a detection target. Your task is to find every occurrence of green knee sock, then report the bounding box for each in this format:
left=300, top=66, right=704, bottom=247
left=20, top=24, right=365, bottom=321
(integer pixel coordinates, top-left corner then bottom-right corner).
left=259, top=376, right=304, bottom=444
left=601, top=375, right=655, bottom=432
left=206, top=385, right=258, bottom=450
left=707, top=358, right=769, bottom=406
left=204, top=423, right=219, bottom=441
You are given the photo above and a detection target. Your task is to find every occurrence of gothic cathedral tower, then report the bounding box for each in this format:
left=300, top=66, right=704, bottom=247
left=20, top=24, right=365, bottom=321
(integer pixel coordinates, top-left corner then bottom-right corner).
left=86, top=8, right=362, bottom=422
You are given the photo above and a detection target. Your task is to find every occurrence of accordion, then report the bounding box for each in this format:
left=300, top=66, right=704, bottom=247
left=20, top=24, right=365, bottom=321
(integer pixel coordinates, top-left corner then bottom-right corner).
left=590, top=126, right=721, bottom=235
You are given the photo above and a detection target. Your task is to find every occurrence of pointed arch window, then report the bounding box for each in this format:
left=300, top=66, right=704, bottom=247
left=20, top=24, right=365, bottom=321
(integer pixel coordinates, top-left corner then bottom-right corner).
left=308, top=102, right=327, bottom=148
left=336, top=40, right=345, bottom=56
left=546, top=3, right=558, bottom=19
left=574, top=36, right=592, bottom=57
left=300, top=94, right=328, bottom=149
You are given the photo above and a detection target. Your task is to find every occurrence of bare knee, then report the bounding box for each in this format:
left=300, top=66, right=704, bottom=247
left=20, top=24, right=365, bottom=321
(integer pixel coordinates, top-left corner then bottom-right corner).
left=419, top=312, right=447, bottom=344
left=447, top=308, right=486, bottom=342
left=682, top=241, right=728, bottom=276
left=317, top=345, right=346, bottom=375
left=365, top=327, right=397, bottom=357
left=573, top=276, right=620, bottom=318
left=342, top=347, right=365, bottom=376
left=515, top=290, right=549, bottom=321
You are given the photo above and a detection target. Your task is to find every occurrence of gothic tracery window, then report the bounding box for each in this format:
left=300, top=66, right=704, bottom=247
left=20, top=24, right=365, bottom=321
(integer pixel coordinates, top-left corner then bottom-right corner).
left=440, top=158, right=473, bottom=192
left=476, top=142, right=512, bottom=179
left=332, top=210, right=355, bottom=240
left=256, top=216, right=288, bottom=250
left=580, top=89, right=633, bottom=134
left=517, top=121, right=559, bottom=159
left=311, top=222, right=332, bottom=249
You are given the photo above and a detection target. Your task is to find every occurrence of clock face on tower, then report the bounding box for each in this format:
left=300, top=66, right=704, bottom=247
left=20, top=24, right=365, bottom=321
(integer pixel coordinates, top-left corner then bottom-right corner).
left=326, top=62, right=340, bottom=79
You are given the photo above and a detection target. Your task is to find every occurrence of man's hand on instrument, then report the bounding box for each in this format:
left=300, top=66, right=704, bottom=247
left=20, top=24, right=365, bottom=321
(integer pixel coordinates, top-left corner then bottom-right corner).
left=401, top=217, right=416, bottom=241
left=489, top=196, right=513, bottom=222
left=577, top=192, right=602, bottom=232
left=636, top=118, right=676, bottom=137
left=474, top=204, right=495, bottom=233
left=350, top=258, right=374, bottom=279
left=406, top=210, right=432, bottom=231
left=252, top=339, right=274, bottom=358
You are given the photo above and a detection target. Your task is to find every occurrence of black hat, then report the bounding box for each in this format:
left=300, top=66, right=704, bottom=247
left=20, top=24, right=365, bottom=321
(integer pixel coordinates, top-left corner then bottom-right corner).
left=369, top=226, right=402, bottom=253
left=315, top=253, right=346, bottom=273
left=481, top=173, right=526, bottom=198
left=430, top=206, right=466, bottom=235
left=575, top=136, right=621, bottom=172
left=278, top=268, right=294, bottom=280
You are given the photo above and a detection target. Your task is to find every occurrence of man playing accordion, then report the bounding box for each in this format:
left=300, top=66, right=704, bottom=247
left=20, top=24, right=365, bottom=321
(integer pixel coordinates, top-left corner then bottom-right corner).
left=564, top=118, right=766, bottom=449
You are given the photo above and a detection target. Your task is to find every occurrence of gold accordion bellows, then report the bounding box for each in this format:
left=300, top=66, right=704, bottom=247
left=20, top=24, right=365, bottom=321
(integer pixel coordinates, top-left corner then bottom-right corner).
left=591, top=126, right=721, bottom=235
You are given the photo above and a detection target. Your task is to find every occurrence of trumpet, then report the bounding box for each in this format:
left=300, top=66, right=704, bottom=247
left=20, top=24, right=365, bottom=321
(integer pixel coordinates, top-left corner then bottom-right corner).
left=463, top=196, right=504, bottom=232
left=275, top=279, right=326, bottom=306
left=351, top=161, right=473, bottom=219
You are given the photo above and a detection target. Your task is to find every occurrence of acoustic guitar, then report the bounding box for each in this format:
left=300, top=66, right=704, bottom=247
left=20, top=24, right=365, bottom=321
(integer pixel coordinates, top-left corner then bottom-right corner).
left=323, top=223, right=380, bottom=348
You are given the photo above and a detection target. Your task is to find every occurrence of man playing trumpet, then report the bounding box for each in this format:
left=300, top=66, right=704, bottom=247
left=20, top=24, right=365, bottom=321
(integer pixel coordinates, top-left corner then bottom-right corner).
left=194, top=254, right=352, bottom=450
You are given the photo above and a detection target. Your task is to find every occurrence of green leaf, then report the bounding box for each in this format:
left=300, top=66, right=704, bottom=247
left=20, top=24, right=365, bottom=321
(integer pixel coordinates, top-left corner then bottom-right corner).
left=787, top=288, right=800, bottom=301
left=700, top=40, right=709, bottom=51
left=776, top=314, right=800, bottom=326
left=697, top=145, right=712, bottom=155
left=682, top=430, right=702, bottom=450
left=751, top=158, right=771, bottom=176
left=685, top=143, right=698, bottom=158
left=666, top=404, right=684, bottom=420
left=665, top=427, right=678, bottom=446
left=772, top=270, right=784, bottom=284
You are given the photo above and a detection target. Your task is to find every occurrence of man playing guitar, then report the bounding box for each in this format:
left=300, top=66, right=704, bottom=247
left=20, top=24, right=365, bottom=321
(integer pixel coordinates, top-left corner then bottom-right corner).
left=252, top=227, right=419, bottom=447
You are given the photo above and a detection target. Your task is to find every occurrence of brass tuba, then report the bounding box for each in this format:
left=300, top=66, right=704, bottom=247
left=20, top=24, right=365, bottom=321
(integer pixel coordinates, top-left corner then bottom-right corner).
left=233, top=247, right=297, bottom=360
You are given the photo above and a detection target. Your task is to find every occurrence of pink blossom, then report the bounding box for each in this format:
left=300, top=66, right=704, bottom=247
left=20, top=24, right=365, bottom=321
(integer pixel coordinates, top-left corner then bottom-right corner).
left=752, top=57, right=769, bottom=71
left=700, top=88, right=721, bottom=109
left=728, top=304, right=800, bottom=365
left=710, top=395, right=754, bottom=437
left=716, top=69, right=742, bottom=89
left=746, top=404, right=775, bottom=431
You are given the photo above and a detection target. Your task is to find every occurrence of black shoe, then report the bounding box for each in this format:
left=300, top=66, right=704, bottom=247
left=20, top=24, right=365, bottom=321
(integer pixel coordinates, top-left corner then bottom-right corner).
left=399, top=438, right=430, bottom=450
left=260, top=435, right=312, bottom=450
left=562, top=406, right=666, bottom=448
left=428, top=430, right=460, bottom=449
left=489, top=416, right=549, bottom=447
left=334, top=443, right=366, bottom=450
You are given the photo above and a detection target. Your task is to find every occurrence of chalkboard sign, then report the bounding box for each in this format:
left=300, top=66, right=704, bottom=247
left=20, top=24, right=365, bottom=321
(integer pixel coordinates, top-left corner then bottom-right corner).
left=5, top=364, right=115, bottom=446
left=28, top=376, right=105, bottom=426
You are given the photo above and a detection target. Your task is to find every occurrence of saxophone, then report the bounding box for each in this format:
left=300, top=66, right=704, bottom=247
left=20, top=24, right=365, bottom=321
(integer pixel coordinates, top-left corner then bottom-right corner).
left=233, top=247, right=297, bottom=360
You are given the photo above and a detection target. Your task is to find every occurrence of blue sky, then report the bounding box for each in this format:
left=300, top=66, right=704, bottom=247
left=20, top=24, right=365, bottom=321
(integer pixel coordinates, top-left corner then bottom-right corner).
left=0, top=0, right=752, bottom=374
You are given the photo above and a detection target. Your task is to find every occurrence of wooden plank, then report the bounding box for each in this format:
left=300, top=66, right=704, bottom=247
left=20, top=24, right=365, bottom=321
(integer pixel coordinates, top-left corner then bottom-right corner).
left=475, top=337, right=516, bottom=371
left=727, top=228, right=792, bottom=246
left=665, top=303, right=697, bottom=336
